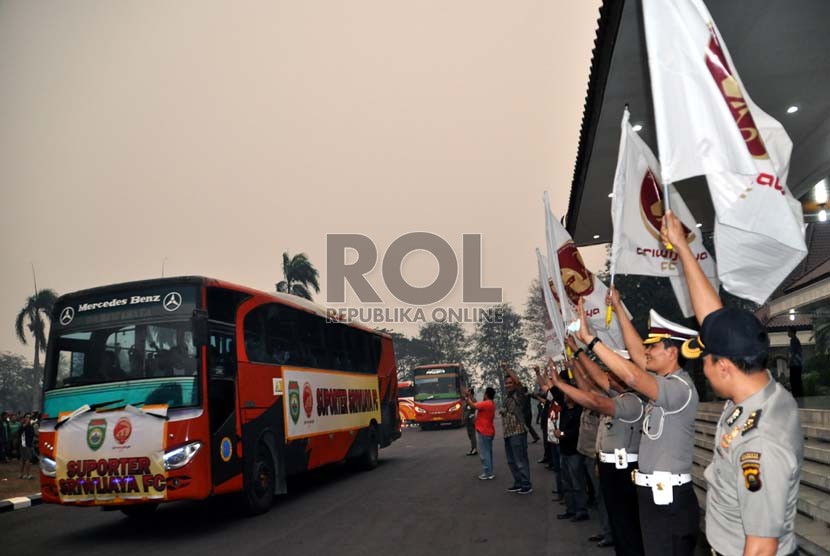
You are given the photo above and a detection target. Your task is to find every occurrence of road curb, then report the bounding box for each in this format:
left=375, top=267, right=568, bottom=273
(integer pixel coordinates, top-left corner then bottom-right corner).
left=0, top=493, right=42, bottom=513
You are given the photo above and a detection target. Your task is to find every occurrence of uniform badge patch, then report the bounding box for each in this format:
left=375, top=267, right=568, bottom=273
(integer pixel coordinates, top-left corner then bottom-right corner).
left=726, top=406, right=743, bottom=427
left=741, top=462, right=762, bottom=492
left=740, top=452, right=761, bottom=463
left=720, top=426, right=741, bottom=449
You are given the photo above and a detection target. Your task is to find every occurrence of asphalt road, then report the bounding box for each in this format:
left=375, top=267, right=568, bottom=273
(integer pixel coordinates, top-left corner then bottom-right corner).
left=4, top=424, right=620, bottom=556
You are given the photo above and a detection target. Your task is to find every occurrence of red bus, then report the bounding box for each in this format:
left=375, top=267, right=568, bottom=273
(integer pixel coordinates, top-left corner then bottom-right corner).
left=397, top=381, right=416, bottom=425
left=412, top=363, right=467, bottom=429
left=38, top=277, right=400, bottom=515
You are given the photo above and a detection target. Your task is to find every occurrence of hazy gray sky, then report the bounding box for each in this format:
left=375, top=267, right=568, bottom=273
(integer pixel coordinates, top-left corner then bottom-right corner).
left=0, top=0, right=605, bottom=360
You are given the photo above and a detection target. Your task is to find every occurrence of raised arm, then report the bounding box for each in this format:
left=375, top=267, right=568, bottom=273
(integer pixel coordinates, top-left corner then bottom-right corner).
left=501, top=363, right=523, bottom=388
left=662, top=211, right=723, bottom=325
left=575, top=299, right=660, bottom=402
left=607, top=286, right=647, bottom=370
left=567, top=335, right=610, bottom=393
left=548, top=361, right=615, bottom=417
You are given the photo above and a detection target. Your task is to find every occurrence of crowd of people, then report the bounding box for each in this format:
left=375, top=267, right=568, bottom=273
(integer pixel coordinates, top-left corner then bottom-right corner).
left=0, top=410, right=41, bottom=480
left=461, top=213, right=802, bottom=556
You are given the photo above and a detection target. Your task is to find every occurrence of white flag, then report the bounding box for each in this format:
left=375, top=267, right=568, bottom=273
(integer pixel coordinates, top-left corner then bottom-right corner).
left=610, top=107, right=719, bottom=317
left=643, top=0, right=806, bottom=304
left=536, top=249, right=565, bottom=359
left=544, top=194, right=625, bottom=350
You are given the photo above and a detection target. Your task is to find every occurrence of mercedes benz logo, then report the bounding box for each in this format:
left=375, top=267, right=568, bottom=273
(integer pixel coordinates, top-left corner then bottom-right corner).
left=163, top=292, right=183, bottom=312
left=59, top=307, right=75, bottom=326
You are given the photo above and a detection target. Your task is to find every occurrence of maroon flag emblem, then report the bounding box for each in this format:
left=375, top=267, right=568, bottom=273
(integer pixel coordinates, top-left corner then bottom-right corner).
left=557, top=242, right=594, bottom=305
left=705, top=26, right=768, bottom=160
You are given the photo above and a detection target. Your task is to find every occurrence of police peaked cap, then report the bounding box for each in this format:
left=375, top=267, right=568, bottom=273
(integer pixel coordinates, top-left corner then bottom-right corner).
left=642, top=309, right=698, bottom=345
left=681, top=307, right=768, bottom=360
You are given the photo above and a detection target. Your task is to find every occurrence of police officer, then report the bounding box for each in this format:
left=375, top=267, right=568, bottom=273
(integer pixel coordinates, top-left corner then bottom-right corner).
left=547, top=339, right=646, bottom=556
left=575, top=299, right=700, bottom=556
left=664, top=212, right=803, bottom=556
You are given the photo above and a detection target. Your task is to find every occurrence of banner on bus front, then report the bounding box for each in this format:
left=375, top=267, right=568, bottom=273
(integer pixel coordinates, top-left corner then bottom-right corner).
left=283, top=369, right=381, bottom=441
left=54, top=405, right=168, bottom=504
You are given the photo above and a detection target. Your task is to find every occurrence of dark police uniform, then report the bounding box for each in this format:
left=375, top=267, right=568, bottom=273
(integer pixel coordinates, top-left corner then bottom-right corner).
left=598, top=389, right=646, bottom=556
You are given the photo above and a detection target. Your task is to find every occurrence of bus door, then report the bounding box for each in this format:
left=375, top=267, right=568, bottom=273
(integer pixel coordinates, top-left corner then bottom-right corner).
left=207, top=325, right=242, bottom=486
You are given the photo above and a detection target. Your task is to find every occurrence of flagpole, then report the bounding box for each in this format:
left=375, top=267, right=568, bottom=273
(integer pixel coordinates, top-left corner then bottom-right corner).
left=663, top=181, right=673, bottom=250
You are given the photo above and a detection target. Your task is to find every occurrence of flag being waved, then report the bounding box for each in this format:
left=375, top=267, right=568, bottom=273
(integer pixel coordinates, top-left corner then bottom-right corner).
left=610, top=107, right=718, bottom=317
left=544, top=193, right=626, bottom=350
left=536, top=249, right=566, bottom=360
left=642, top=0, right=807, bottom=304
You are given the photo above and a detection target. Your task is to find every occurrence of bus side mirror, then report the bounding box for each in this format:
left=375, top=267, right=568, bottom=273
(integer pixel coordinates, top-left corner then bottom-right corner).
left=192, top=310, right=208, bottom=347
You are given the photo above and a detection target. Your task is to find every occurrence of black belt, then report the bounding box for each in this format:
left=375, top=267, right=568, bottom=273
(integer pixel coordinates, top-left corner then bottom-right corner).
left=711, top=550, right=798, bottom=556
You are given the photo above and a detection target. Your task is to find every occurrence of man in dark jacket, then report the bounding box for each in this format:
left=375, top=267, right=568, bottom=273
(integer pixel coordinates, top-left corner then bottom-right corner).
left=557, top=395, right=588, bottom=521
left=521, top=386, right=541, bottom=443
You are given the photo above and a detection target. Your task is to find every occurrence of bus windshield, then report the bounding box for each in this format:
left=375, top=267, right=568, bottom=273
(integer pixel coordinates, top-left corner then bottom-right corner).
left=413, top=373, right=460, bottom=401
left=44, top=320, right=200, bottom=417
left=398, top=384, right=414, bottom=398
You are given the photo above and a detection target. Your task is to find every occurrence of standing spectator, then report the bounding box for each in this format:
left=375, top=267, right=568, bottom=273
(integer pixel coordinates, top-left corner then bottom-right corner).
left=465, top=386, right=496, bottom=480
left=501, top=364, right=532, bottom=494
left=521, top=386, right=541, bottom=443
left=578, top=405, right=613, bottom=547
left=532, top=388, right=552, bottom=464
left=464, top=388, right=478, bottom=456
left=557, top=394, right=588, bottom=521
left=0, top=411, right=9, bottom=463
left=18, top=413, right=35, bottom=479
left=8, top=413, right=21, bottom=460
left=788, top=328, right=803, bottom=400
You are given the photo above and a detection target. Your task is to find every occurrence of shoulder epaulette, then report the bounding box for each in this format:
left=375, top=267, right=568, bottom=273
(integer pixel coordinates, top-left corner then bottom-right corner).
left=741, top=409, right=763, bottom=436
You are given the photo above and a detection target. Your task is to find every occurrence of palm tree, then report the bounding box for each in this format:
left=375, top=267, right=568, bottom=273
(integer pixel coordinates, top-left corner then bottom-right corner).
left=15, top=289, right=58, bottom=410
left=276, top=252, right=320, bottom=301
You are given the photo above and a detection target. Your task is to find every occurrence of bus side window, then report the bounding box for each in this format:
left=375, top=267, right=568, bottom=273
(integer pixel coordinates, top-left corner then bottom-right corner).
left=265, top=304, right=298, bottom=365
left=243, top=308, right=267, bottom=363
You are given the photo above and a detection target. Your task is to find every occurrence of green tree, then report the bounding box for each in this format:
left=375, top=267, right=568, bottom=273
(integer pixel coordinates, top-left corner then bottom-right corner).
left=15, top=289, right=57, bottom=410
left=0, top=352, right=35, bottom=410
left=472, top=303, right=528, bottom=400
left=523, top=277, right=548, bottom=363
left=276, top=252, right=320, bottom=300
left=380, top=329, right=435, bottom=382
left=418, top=322, right=468, bottom=365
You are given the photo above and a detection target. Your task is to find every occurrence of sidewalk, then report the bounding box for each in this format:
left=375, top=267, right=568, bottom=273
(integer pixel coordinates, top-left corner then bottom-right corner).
left=0, top=460, right=40, bottom=501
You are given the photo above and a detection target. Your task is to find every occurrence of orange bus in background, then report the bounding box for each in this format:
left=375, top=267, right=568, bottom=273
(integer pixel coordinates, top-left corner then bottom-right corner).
left=397, top=381, right=416, bottom=425
left=38, top=277, right=399, bottom=516
left=412, top=363, right=467, bottom=430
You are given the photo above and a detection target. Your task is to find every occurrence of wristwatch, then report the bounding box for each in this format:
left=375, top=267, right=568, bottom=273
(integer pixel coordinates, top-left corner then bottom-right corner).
left=586, top=336, right=602, bottom=354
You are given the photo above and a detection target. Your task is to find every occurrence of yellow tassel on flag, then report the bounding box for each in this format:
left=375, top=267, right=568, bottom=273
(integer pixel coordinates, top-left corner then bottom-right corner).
left=605, top=304, right=614, bottom=328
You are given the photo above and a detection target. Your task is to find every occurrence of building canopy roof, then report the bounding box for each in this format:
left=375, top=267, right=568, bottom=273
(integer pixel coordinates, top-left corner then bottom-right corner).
left=567, top=0, right=830, bottom=247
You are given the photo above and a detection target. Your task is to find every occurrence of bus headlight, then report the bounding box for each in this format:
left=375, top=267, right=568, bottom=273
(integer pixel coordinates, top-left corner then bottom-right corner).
left=163, top=441, right=202, bottom=470
left=40, top=456, right=56, bottom=478
left=449, top=403, right=462, bottom=412
left=415, top=406, right=426, bottom=414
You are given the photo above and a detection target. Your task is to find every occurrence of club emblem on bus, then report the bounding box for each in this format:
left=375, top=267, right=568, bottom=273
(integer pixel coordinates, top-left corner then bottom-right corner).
left=87, top=418, right=107, bottom=451
left=302, top=382, right=314, bottom=419
left=113, top=417, right=132, bottom=445
left=220, top=437, right=233, bottom=462
left=288, top=381, right=300, bottom=424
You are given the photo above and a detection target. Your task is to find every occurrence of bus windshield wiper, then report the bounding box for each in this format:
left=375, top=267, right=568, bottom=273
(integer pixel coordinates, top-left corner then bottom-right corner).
left=90, top=399, right=125, bottom=410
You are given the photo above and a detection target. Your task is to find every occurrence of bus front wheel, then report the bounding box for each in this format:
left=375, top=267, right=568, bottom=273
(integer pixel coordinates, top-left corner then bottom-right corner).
left=244, top=442, right=276, bottom=515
